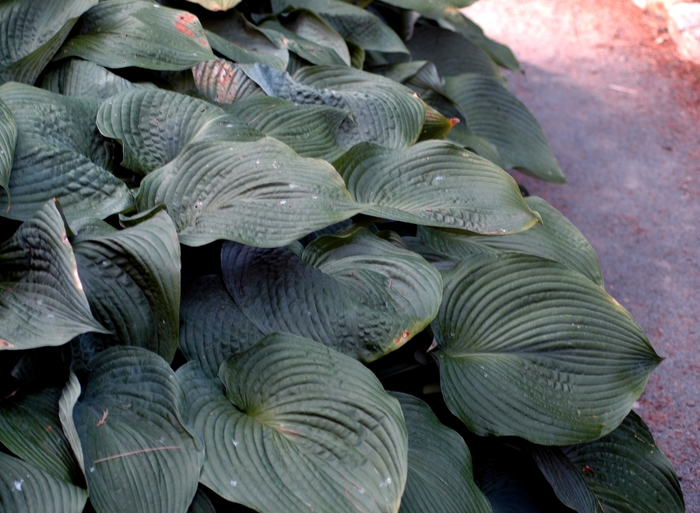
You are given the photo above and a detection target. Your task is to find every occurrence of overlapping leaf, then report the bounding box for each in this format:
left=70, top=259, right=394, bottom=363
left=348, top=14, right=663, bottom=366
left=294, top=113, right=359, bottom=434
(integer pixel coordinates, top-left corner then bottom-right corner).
left=392, top=393, right=491, bottom=513
left=0, top=200, right=106, bottom=350
left=179, top=274, right=263, bottom=379
left=179, top=333, right=408, bottom=513
left=243, top=64, right=426, bottom=149
left=192, top=59, right=266, bottom=104
left=333, top=140, right=539, bottom=234
left=432, top=253, right=661, bottom=445
left=379, top=0, right=475, bottom=16
left=0, top=387, right=82, bottom=484
left=222, top=227, right=442, bottom=362
left=96, top=88, right=261, bottom=173
left=67, top=347, right=204, bottom=513
left=444, top=74, right=565, bottom=183
left=0, top=452, right=88, bottom=513
left=187, top=488, right=217, bottom=513
left=136, top=138, right=361, bottom=247
left=0, top=0, right=97, bottom=84
left=0, top=83, right=132, bottom=221
left=71, top=210, right=181, bottom=362
left=271, top=0, right=408, bottom=53
left=57, top=0, right=214, bottom=70
left=417, top=196, right=604, bottom=285
left=224, top=96, right=349, bottom=161
left=40, top=59, right=146, bottom=99
left=0, top=97, right=16, bottom=199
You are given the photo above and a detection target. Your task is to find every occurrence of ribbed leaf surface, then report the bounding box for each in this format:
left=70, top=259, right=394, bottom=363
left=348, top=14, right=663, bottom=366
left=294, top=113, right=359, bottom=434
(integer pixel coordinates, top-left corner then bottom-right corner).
left=272, top=0, right=408, bottom=53
left=0, top=452, right=88, bottom=513
left=0, top=387, right=82, bottom=484
left=0, top=97, right=16, bottom=198
left=192, top=59, right=265, bottom=104
left=433, top=253, right=661, bottom=444
left=333, top=140, right=539, bottom=234
left=418, top=196, right=604, bottom=285
left=179, top=274, right=263, bottom=379
left=96, top=88, right=261, bottom=174
left=0, top=0, right=96, bottom=84
left=244, top=64, right=425, bottom=149
left=558, top=412, right=684, bottom=513
left=136, top=138, right=361, bottom=247
left=179, top=333, right=408, bottom=513
left=224, top=96, right=348, bottom=161
left=72, top=210, right=181, bottom=362
left=40, top=59, right=145, bottom=99
left=70, top=347, right=204, bottom=513
left=0, top=200, right=106, bottom=350
left=57, top=0, right=214, bottom=70
left=0, top=83, right=132, bottom=221
left=444, top=74, right=565, bottom=183
left=222, top=228, right=442, bottom=362
left=392, top=393, right=491, bottom=513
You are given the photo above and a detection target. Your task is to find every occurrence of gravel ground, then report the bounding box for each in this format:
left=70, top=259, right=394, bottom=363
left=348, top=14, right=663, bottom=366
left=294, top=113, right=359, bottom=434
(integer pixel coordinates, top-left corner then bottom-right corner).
left=465, top=0, right=700, bottom=509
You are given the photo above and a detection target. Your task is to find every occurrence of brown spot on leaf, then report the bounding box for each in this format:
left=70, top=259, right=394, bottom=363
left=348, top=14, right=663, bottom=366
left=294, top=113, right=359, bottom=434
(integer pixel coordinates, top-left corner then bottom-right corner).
left=0, top=340, right=12, bottom=348
left=448, top=118, right=460, bottom=127
left=175, top=12, right=197, bottom=38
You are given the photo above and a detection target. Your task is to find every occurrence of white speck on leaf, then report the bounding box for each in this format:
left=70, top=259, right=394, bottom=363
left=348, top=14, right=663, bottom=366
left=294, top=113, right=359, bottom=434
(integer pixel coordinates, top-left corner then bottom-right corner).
left=12, top=479, right=23, bottom=491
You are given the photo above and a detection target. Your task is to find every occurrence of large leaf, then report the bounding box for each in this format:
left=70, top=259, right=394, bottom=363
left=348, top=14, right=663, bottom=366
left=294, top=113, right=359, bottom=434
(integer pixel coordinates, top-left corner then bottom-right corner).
left=68, top=347, right=204, bottom=513
left=56, top=0, right=215, bottom=71
left=333, top=140, right=539, bottom=234
left=71, top=210, right=181, bottom=362
left=0, top=452, right=88, bottom=513
left=536, top=412, right=684, bottom=513
left=243, top=64, right=426, bottom=149
left=192, top=59, right=266, bottom=104
left=392, top=393, right=491, bottom=513
left=96, top=88, right=261, bottom=174
left=0, top=97, right=16, bottom=200
left=178, top=333, right=408, bottom=513
left=0, top=0, right=97, bottom=85
left=432, top=253, right=661, bottom=445
left=224, top=96, right=349, bottom=161
left=40, top=59, right=147, bottom=99
left=0, top=387, right=82, bottom=484
left=179, top=274, right=263, bottom=379
left=221, top=227, right=442, bottom=362
left=136, top=138, right=362, bottom=247
left=417, top=196, right=605, bottom=285
left=0, top=200, right=106, bottom=351
left=0, top=83, right=132, bottom=222
left=272, top=0, right=408, bottom=53
left=444, top=74, right=565, bottom=183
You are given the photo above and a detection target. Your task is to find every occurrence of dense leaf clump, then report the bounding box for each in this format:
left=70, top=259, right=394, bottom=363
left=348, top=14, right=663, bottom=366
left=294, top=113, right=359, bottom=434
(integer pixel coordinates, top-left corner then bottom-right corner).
left=0, top=0, right=684, bottom=512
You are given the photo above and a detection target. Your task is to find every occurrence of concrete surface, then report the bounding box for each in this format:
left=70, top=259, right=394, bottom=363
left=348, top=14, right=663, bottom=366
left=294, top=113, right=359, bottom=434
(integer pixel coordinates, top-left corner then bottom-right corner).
left=465, top=0, right=700, bottom=509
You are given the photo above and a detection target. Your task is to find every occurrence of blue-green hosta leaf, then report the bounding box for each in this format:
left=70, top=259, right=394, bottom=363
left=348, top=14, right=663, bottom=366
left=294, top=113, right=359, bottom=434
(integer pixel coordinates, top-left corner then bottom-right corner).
left=187, top=488, right=217, bottom=513
left=0, top=97, right=16, bottom=200
left=392, top=393, right=491, bottom=513
left=535, top=412, right=684, bottom=513
left=40, top=59, right=148, bottom=99
left=202, top=9, right=288, bottom=70
left=58, top=372, right=85, bottom=473
left=0, top=200, right=106, bottom=350
left=432, top=253, right=661, bottom=445
left=71, top=210, right=180, bottom=363
left=333, top=141, right=539, bottom=234
left=224, top=96, right=349, bottom=161
left=0, top=452, right=88, bottom=513
left=0, top=387, right=82, bottom=484
left=192, top=59, right=265, bottom=104
left=179, top=274, right=263, bottom=379
left=221, top=227, right=442, bottom=362
left=56, top=0, right=214, bottom=70
left=0, top=83, right=132, bottom=222
left=445, top=125, right=502, bottom=166
left=0, top=0, right=97, bottom=84
left=96, top=88, right=262, bottom=174
left=186, top=0, right=241, bottom=11
left=178, top=333, right=408, bottom=513
left=68, top=347, right=204, bottom=513
left=272, top=0, right=408, bottom=53
left=243, top=64, right=425, bottom=149
left=407, top=24, right=501, bottom=79
left=444, top=74, right=565, bottom=183
left=417, top=196, right=604, bottom=285
left=137, top=138, right=361, bottom=247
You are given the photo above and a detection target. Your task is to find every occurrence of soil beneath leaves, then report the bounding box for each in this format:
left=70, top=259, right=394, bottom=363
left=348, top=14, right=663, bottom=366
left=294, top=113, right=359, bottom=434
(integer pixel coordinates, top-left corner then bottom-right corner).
left=466, top=0, right=700, bottom=509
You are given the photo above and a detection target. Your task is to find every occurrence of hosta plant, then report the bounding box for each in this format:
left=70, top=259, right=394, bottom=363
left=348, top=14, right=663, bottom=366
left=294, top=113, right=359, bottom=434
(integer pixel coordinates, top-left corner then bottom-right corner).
left=0, top=0, right=685, bottom=512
